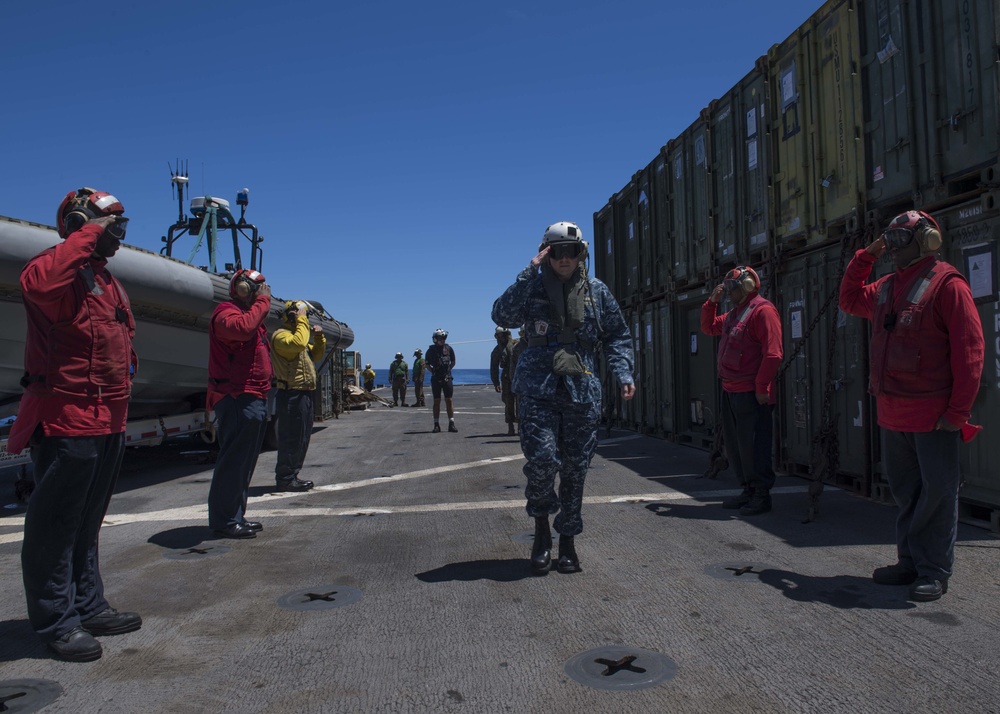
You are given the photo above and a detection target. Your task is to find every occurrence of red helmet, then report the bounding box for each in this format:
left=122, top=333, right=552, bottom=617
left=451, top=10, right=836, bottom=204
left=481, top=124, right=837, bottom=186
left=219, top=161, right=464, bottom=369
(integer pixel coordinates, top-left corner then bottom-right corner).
left=56, top=187, right=125, bottom=239
left=883, top=210, right=942, bottom=252
left=229, top=269, right=266, bottom=299
left=723, top=266, right=760, bottom=293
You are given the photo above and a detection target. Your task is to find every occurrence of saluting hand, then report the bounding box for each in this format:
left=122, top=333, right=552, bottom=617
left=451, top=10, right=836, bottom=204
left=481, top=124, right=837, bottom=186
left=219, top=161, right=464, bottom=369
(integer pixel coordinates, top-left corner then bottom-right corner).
left=710, top=284, right=725, bottom=304
left=866, top=236, right=887, bottom=258
left=530, top=247, right=551, bottom=268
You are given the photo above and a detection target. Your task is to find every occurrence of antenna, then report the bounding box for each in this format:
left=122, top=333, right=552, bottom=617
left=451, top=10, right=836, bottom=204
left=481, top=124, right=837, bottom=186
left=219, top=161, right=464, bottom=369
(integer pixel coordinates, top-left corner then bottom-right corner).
left=169, top=159, right=189, bottom=223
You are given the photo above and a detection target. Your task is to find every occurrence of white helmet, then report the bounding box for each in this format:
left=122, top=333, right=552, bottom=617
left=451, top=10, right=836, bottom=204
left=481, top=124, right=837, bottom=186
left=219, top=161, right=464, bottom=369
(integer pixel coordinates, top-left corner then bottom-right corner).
left=542, top=222, right=583, bottom=245
left=432, top=328, right=448, bottom=340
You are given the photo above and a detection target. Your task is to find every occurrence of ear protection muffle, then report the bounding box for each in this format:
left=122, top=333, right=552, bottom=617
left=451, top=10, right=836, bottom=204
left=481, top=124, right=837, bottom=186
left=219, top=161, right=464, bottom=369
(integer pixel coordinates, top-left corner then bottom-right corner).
left=914, top=211, right=942, bottom=252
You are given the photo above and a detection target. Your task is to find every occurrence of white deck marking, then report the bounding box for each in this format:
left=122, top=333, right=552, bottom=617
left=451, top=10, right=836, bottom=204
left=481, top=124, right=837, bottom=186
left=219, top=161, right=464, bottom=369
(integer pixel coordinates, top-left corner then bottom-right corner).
left=0, top=484, right=811, bottom=544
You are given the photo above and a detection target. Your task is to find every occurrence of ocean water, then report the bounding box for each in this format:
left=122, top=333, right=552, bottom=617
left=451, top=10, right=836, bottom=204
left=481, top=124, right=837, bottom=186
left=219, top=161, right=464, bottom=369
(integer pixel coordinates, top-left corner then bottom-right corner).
left=364, top=368, right=492, bottom=387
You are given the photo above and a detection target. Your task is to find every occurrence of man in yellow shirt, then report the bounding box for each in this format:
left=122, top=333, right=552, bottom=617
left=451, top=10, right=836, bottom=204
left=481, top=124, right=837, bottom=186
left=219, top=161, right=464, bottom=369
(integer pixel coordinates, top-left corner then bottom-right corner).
left=270, top=300, right=327, bottom=492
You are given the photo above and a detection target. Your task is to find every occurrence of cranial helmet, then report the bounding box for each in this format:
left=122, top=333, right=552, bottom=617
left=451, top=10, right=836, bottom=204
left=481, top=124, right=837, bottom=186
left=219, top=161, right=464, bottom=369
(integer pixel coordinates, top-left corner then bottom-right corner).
left=495, top=326, right=510, bottom=337
left=413, top=349, right=423, bottom=357
left=539, top=221, right=588, bottom=260
left=395, top=352, right=404, bottom=360
left=883, top=210, right=942, bottom=253
left=432, top=328, right=448, bottom=340
left=57, top=187, right=125, bottom=239
left=229, top=269, right=266, bottom=300
left=723, top=266, right=761, bottom=294
left=365, top=364, right=371, bottom=369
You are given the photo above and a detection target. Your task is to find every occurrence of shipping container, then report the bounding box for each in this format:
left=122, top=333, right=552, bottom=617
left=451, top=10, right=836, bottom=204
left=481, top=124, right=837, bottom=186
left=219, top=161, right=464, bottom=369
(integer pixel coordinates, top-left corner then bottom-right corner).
left=667, top=118, right=713, bottom=285
left=860, top=0, right=1000, bottom=212
left=776, top=242, right=873, bottom=494
left=739, top=58, right=775, bottom=260
left=674, top=283, right=719, bottom=448
left=614, top=181, right=641, bottom=307
left=637, top=300, right=675, bottom=436
left=593, top=202, right=618, bottom=300
left=649, top=154, right=674, bottom=295
left=768, top=0, right=865, bottom=249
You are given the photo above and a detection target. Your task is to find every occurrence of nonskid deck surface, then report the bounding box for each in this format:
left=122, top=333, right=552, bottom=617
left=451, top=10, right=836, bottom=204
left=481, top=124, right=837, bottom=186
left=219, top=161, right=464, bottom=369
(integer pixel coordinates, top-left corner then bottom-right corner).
left=1, top=385, right=998, bottom=713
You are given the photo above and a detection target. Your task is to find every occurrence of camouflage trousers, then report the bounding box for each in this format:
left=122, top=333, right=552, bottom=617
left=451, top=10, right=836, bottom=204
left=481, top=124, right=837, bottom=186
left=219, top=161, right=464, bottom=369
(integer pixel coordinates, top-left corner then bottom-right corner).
left=501, top=381, right=517, bottom=424
left=519, top=393, right=600, bottom=536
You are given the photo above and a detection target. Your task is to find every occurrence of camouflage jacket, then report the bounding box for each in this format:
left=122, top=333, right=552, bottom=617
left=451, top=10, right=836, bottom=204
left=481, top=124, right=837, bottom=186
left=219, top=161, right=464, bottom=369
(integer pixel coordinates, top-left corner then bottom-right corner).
left=491, top=264, right=634, bottom=403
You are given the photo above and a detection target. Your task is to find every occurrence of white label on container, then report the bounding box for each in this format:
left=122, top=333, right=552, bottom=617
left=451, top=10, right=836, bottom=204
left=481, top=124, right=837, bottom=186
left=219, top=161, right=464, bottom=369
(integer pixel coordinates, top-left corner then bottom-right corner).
left=790, top=309, right=803, bottom=339
left=646, top=324, right=653, bottom=344
left=674, top=156, right=683, bottom=179
left=746, top=109, right=757, bottom=137
left=781, top=64, right=796, bottom=107
left=967, top=251, right=994, bottom=299
left=695, top=136, right=706, bottom=167
left=747, top=139, right=758, bottom=170
left=690, top=332, right=698, bottom=354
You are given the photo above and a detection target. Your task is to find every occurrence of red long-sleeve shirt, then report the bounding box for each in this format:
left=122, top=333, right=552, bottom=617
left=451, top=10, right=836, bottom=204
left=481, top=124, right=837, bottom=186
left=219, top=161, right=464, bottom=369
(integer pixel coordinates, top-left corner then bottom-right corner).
left=839, top=249, right=984, bottom=431
left=700, top=293, right=783, bottom=401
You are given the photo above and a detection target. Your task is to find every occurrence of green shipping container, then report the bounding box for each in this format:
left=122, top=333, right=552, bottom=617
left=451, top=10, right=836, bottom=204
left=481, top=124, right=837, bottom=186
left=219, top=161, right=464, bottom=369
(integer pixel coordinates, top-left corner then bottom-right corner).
left=593, top=201, right=618, bottom=301
left=649, top=154, right=674, bottom=295
left=666, top=118, right=712, bottom=285
left=768, top=0, right=865, bottom=248
left=674, top=283, right=719, bottom=448
left=860, top=0, right=1000, bottom=211
left=636, top=300, right=675, bottom=436
left=776, top=243, right=873, bottom=493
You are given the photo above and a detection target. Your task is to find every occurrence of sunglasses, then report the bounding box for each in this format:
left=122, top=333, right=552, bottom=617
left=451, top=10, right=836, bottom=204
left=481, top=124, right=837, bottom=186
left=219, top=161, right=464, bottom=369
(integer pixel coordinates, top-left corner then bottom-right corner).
left=548, top=243, right=582, bottom=260
left=106, top=216, right=129, bottom=240
left=882, top=227, right=916, bottom=250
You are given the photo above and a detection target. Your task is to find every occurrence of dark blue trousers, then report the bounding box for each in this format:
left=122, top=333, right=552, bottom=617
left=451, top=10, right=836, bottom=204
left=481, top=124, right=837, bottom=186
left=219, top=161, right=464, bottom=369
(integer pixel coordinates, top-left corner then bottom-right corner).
left=209, top=394, right=267, bottom=530
left=275, top=389, right=314, bottom=483
left=721, top=390, right=776, bottom=491
left=882, top=428, right=961, bottom=580
left=519, top=393, right=600, bottom=536
left=22, top=432, right=125, bottom=642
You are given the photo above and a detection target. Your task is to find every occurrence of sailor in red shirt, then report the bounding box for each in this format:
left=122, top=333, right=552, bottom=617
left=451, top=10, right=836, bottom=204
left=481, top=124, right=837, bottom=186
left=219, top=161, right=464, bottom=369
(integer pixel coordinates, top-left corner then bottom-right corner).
left=206, top=269, right=273, bottom=539
left=840, top=210, right=984, bottom=602
left=701, top=266, right=783, bottom=516
left=11, top=188, right=142, bottom=662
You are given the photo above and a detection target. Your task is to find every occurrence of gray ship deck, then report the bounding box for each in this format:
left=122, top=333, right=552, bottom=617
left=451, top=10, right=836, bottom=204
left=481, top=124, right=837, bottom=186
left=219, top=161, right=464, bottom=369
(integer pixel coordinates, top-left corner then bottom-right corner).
left=1, top=385, right=998, bottom=713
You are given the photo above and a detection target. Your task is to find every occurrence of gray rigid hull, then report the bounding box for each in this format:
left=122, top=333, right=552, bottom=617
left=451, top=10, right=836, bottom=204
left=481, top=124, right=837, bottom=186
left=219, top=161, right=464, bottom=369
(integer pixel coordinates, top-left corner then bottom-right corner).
left=0, top=216, right=353, bottom=420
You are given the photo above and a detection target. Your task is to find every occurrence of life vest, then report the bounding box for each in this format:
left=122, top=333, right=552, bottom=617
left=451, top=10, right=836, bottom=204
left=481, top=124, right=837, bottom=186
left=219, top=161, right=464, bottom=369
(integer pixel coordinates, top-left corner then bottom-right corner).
left=716, top=293, right=769, bottom=383
left=21, top=257, right=134, bottom=401
left=208, top=302, right=272, bottom=398
left=390, top=360, right=408, bottom=382
left=870, top=259, right=963, bottom=398
left=271, top=329, right=318, bottom=391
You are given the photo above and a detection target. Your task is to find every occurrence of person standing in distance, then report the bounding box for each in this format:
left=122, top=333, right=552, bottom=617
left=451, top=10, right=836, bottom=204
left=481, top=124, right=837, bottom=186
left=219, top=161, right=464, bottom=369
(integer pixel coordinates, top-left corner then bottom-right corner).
left=425, top=329, right=458, bottom=432
left=270, top=300, right=326, bottom=492
left=389, top=352, right=409, bottom=407
left=490, top=326, right=517, bottom=435
left=206, top=269, right=273, bottom=539
left=701, top=265, right=783, bottom=516
left=492, top=222, right=635, bottom=575
left=361, top=363, right=376, bottom=392
left=412, top=349, right=427, bottom=407
left=9, top=187, right=141, bottom=661
left=840, top=210, right=984, bottom=602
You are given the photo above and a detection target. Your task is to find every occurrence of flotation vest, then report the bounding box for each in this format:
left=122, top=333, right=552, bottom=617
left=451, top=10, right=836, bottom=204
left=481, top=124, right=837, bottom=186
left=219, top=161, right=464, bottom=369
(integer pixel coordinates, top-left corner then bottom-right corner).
left=716, top=293, right=768, bottom=383
left=21, top=258, right=134, bottom=400
left=870, top=260, right=963, bottom=398
left=208, top=302, right=272, bottom=398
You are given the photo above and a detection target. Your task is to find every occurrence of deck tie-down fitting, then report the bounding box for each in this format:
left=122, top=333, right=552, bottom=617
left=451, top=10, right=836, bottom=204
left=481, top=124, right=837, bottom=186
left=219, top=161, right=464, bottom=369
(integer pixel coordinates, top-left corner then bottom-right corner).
left=183, top=547, right=211, bottom=555
left=1, top=691, right=26, bottom=712
left=594, top=655, right=647, bottom=677
left=725, top=565, right=760, bottom=576
left=303, top=591, right=339, bottom=602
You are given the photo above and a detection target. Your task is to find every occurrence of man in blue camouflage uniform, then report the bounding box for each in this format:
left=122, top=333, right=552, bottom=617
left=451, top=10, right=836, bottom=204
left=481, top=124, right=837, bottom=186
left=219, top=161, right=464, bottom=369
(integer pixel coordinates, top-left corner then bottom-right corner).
left=492, top=221, right=635, bottom=575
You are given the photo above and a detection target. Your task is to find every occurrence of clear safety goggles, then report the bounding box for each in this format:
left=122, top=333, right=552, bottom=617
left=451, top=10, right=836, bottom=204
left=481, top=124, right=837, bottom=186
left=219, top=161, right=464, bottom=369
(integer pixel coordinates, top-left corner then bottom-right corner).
left=882, top=227, right=915, bottom=250
left=106, top=216, right=129, bottom=240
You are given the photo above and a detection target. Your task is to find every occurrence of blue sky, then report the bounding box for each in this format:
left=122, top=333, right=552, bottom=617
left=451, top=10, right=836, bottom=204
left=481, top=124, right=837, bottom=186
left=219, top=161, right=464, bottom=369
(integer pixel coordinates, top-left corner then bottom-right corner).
left=1, top=0, right=816, bottom=369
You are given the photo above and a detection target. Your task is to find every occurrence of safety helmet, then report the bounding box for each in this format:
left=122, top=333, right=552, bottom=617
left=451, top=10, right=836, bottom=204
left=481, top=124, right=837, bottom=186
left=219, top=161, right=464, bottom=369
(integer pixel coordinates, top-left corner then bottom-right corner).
left=495, top=326, right=510, bottom=337
left=539, top=221, right=588, bottom=260
left=56, top=187, right=126, bottom=239
left=413, top=349, right=423, bottom=357
left=432, top=328, right=448, bottom=341
left=365, top=364, right=371, bottom=369
left=883, top=210, right=942, bottom=253
left=723, top=266, right=761, bottom=294
left=395, top=352, right=404, bottom=360
left=229, top=269, right=266, bottom=300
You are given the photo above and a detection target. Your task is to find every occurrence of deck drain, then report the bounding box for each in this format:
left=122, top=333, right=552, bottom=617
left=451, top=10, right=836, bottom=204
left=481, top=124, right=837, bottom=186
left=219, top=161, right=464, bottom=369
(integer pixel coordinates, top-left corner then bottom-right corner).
left=564, top=646, right=677, bottom=691
left=0, top=679, right=63, bottom=712
left=163, top=544, right=232, bottom=561
left=705, top=562, right=773, bottom=581
left=277, top=585, right=363, bottom=611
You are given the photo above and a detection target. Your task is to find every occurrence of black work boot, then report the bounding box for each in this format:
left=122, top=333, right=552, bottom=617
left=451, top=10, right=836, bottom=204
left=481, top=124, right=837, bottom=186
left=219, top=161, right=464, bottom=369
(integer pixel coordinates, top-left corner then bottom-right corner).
left=530, top=517, right=552, bottom=574
left=739, top=488, right=772, bottom=516
left=722, top=487, right=751, bottom=509
left=507, top=423, right=516, bottom=436
left=556, top=535, right=581, bottom=574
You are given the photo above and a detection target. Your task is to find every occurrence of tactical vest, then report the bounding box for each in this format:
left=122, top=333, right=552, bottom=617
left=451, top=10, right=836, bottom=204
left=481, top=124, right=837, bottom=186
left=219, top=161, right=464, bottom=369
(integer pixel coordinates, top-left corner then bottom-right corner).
left=870, top=260, right=962, bottom=398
